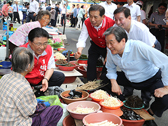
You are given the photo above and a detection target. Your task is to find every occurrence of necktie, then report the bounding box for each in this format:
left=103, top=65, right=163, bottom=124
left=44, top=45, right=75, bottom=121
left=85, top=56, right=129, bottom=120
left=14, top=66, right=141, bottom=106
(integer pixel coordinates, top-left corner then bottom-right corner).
left=17, top=5, right=18, bottom=12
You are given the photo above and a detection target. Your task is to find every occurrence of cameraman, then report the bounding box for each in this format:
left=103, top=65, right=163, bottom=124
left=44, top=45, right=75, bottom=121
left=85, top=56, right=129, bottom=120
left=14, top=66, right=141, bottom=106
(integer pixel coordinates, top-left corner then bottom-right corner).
left=22, top=2, right=29, bottom=24
left=149, top=3, right=168, bottom=52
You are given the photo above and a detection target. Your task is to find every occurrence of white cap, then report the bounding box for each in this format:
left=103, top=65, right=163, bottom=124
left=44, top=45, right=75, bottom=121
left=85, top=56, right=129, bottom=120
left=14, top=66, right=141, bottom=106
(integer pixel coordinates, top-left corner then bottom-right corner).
left=51, top=5, right=55, bottom=8
left=136, top=1, right=143, bottom=6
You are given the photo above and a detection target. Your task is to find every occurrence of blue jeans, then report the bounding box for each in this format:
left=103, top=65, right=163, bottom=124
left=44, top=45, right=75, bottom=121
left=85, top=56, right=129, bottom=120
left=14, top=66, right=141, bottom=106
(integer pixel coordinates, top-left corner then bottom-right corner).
left=22, top=12, right=27, bottom=24
left=26, top=12, right=36, bottom=23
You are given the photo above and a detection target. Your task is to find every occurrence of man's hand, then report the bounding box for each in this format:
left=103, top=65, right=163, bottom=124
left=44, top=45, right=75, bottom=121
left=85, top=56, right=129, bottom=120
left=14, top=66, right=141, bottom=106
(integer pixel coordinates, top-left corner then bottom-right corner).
left=154, top=86, right=168, bottom=98
left=155, top=24, right=159, bottom=29
left=111, top=79, right=122, bottom=95
left=40, top=79, right=48, bottom=92
left=33, top=13, right=36, bottom=17
left=75, top=47, right=83, bottom=59
left=75, top=51, right=81, bottom=59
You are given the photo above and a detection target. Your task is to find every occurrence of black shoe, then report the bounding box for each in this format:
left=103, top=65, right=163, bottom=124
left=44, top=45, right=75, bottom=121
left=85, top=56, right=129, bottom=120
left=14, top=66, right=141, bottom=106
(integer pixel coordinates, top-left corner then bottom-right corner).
left=143, top=120, right=157, bottom=126
left=143, top=100, right=150, bottom=109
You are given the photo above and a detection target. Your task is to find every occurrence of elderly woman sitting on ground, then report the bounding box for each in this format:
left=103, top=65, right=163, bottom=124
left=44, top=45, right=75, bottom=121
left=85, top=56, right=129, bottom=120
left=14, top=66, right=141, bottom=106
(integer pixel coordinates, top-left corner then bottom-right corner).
left=9, top=10, right=51, bottom=53
left=0, top=47, right=63, bottom=126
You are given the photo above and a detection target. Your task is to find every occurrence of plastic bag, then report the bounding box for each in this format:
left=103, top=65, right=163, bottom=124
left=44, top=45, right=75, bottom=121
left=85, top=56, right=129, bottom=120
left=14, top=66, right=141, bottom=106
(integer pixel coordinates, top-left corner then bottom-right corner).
left=37, top=95, right=63, bottom=108
left=57, top=103, right=69, bottom=126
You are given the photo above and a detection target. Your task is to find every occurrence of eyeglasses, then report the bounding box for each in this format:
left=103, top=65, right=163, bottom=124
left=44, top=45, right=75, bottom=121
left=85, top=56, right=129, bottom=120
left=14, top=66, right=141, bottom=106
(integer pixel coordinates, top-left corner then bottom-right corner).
left=42, top=18, right=50, bottom=21
left=33, top=42, right=48, bottom=47
left=159, top=7, right=166, bottom=10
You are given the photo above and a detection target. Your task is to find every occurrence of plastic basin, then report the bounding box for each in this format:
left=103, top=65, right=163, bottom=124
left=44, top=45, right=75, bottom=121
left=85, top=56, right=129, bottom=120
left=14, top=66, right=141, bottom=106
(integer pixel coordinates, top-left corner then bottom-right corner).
left=78, top=59, right=87, bottom=64
left=63, top=77, right=76, bottom=84
left=58, top=63, right=76, bottom=71
left=60, top=90, right=89, bottom=104
left=83, top=112, right=122, bottom=126
left=66, top=101, right=101, bottom=120
left=63, top=115, right=75, bottom=126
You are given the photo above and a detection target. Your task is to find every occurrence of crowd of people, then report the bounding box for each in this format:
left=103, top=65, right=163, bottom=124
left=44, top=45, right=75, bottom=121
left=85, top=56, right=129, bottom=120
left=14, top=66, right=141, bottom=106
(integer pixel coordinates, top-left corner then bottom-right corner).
left=1, top=1, right=63, bottom=27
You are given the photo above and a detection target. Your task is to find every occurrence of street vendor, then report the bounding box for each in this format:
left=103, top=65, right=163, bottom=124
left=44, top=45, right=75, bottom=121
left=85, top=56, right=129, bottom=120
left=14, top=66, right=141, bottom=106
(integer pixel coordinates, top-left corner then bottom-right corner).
left=104, top=26, right=168, bottom=126
left=20, top=28, right=65, bottom=94
left=0, top=47, right=63, bottom=126
left=9, top=10, right=51, bottom=53
left=75, top=5, right=115, bottom=82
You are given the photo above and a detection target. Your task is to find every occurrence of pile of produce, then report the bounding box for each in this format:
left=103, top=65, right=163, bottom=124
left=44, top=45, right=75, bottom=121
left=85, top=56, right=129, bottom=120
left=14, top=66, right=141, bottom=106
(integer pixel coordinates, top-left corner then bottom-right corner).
left=121, top=107, right=142, bottom=120
left=48, top=38, right=63, bottom=49
left=56, top=59, right=67, bottom=65
left=54, top=52, right=66, bottom=59
left=76, top=80, right=102, bottom=90
left=90, top=90, right=109, bottom=99
left=125, top=95, right=143, bottom=108
left=64, top=89, right=82, bottom=99
left=79, top=54, right=88, bottom=59
left=71, top=106, right=95, bottom=114
left=101, top=96, right=121, bottom=107
left=87, top=120, right=119, bottom=126
left=66, top=63, right=75, bottom=67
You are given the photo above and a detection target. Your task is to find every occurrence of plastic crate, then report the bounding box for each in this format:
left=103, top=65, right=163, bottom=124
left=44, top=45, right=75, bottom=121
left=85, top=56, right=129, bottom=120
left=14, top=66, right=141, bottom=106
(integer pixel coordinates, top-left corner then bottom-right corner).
left=0, top=61, right=12, bottom=69
left=3, top=25, right=7, bottom=31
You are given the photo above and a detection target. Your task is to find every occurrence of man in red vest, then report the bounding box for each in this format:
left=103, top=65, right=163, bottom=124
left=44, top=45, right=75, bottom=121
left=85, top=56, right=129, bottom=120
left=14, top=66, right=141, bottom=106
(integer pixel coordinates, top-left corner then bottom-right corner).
left=21, top=28, right=65, bottom=94
left=75, top=5, right=115, bottom=82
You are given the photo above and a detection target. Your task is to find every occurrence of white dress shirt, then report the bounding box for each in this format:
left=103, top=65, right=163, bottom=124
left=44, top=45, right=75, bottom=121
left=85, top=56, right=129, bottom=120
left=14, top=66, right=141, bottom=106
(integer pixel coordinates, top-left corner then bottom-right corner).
left=12, top=4, right=19, bottom=12
left=76, top=22, right=102, bottom=48
left=123, top=3, right=141, bottom=21
left=61, top=7, right=66, bottom=14
left=140, top=9, right=146, bottom=22
left=106, top=39, right=168, bottom=86
left=29, top=0, right=39, bottom=14
left=99, top=2, right=117, bottom=20
left=114, top=20, right=156, bottom=46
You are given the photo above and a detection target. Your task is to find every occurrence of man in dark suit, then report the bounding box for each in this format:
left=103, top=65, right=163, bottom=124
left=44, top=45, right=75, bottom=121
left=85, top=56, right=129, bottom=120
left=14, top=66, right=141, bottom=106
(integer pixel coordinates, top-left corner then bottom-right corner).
left=46, top=4, right=51, bottom=11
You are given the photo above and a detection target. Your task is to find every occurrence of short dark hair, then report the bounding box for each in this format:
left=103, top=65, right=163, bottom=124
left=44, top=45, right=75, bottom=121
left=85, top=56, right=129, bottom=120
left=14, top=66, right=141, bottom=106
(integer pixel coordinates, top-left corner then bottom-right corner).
left=104, top=26, right=128, bottom=43
left=8, top=2, right=12, bottom=6
left=89, top=5, right=105, bottom=17
left=12, top=47, right=34, bottom=73
left=158, top=3, right=167, bottom=8
left=114, top=7, right=131, bottom=18
left=73, top=4, right=75, bottom=7
left=28, top=28, right=49, bottom=42
left=81, top=5, right=84, bottom=8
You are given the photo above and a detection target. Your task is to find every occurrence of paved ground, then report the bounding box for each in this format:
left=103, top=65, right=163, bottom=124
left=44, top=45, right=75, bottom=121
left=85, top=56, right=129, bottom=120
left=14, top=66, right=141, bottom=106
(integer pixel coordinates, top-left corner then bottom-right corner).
left=57, top=26, right=168, bottom=126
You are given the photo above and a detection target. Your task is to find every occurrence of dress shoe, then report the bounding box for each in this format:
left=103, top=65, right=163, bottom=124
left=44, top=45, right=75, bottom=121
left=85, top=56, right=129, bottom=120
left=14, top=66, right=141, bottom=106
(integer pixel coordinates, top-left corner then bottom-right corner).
left=143, top=100, right=150, bottom=109
left=143, top=120, right=157, bottom=126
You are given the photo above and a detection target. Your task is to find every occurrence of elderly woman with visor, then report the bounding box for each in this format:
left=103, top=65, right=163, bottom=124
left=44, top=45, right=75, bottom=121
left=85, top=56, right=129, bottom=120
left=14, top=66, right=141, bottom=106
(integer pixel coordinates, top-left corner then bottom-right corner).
left=9, top=10, right=51, bottom=53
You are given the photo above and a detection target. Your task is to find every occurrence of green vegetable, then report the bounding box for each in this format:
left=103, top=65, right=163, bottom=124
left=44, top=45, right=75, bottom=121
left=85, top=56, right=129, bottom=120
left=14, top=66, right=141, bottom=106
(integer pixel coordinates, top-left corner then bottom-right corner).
left=48, top=39, right=53, bottom=44
left=49, top=42, right=63, bottom=49
left=79, top=54, right=88, bottom=59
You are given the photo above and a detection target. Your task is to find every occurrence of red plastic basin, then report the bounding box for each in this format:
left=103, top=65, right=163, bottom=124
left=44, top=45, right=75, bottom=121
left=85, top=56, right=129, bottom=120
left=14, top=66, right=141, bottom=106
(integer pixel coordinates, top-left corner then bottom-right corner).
left=63, top=77, right=76, bottom=84
left=63, top=115, right=75, bottom=126
left=78, top=59, right=88, bottom=64
left=58, top=63, right=76, bottom=71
